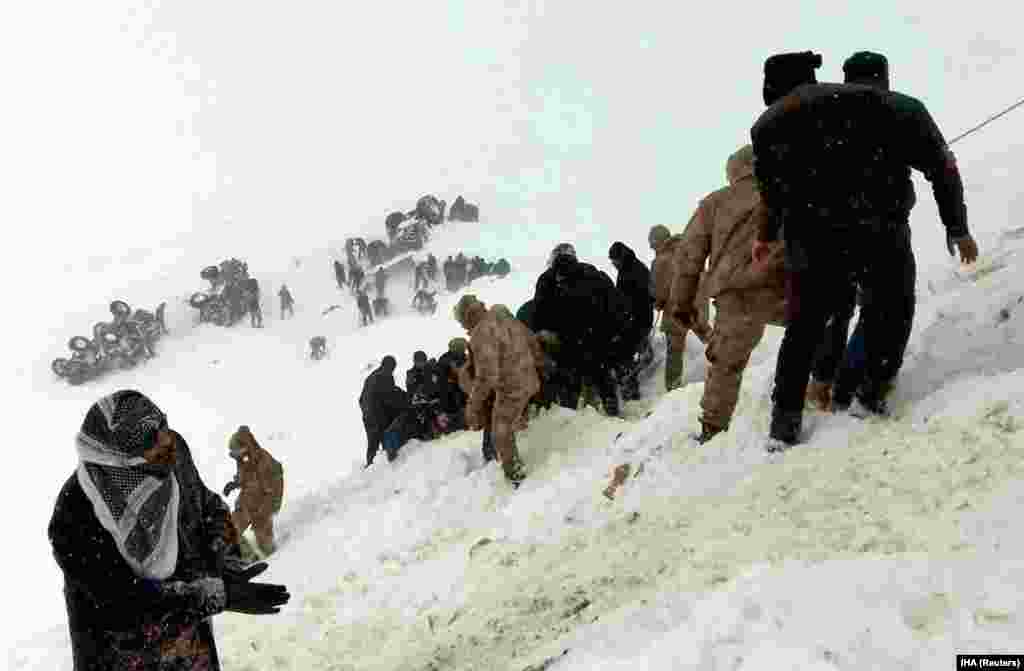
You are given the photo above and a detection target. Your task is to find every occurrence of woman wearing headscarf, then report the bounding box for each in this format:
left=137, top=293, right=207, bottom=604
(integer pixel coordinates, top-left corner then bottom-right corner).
left=49, top=390, right=289, bottom=670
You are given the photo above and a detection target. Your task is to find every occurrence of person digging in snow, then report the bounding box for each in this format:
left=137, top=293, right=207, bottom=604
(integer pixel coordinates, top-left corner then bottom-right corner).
left=223, top=425, right=284, bottom=559
left=454, top=294, right=539, bottom=487
left=49, top=390, right=290, bottom=670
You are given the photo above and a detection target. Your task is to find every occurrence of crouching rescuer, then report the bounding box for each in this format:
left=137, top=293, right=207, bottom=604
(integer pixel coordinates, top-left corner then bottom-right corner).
left=223, top=425, right=284, bottom=558
left=454, top=294, right=539, bottom=487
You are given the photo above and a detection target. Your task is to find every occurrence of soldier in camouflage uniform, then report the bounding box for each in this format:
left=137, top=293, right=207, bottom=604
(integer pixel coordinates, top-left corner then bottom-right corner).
left=223, top=426, right=284, bottom=558
left=454, top=294, right=540, bottom=487
left=649, top=224, right=711, bottom=391
left=669, top=144, right=786, bottom=444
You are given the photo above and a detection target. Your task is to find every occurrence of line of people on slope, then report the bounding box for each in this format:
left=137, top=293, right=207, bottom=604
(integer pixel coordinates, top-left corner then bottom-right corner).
left=359, top=48, right=981, bottom=487
left=441, top=253, right=512, bottom=292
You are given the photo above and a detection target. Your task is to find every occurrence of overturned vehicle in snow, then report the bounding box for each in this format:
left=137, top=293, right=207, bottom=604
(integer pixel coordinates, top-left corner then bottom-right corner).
left=189, top=258, right=260, bottom=326
left=52, top=299, right=168, bottom=385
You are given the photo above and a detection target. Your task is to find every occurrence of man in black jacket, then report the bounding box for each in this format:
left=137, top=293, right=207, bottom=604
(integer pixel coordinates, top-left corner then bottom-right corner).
left=359, top=356, right=404, bottom=466
left=751, top=51, right=978, bottom=447
left=49, top=390, right=289, bottom=670
left=609, top=241, right=655, bottom=400
left=532, top=243, right=633, bottom=416
left=406, top=350, right=434, bottom=398
left=434, top=338, right=469, bottom=433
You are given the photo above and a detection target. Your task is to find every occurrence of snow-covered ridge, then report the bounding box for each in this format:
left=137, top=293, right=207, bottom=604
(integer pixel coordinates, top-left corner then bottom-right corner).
left=11, top=215, right=1024, bottom=669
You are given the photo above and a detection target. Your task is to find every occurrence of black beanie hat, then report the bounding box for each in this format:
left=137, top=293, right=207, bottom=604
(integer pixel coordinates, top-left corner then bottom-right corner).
left=552, top=253, right=578, bottom=277
left=381, top=355, right=397, bottom=371
left=608, top=241, right=629, bottom=262
left=843, top=51, right=889, bottom=89
left=763, top=51, right=822, bottom=106
left=413, top=350, right=427, bottom=363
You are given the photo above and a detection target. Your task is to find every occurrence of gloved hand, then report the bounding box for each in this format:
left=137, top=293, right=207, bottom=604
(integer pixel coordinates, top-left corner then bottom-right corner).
left=222, top=480, right=239, bottom=497
left=224, top=559, right=269, bottom=583
left=947, top=233, right=979, bottom=264
left=224, top=580, right=290, bottom=615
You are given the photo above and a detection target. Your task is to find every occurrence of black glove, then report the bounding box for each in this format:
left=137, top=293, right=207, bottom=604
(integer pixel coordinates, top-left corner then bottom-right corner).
left=224, top=559, right=269, bottom=583
left=222, top=480, right=239, bottom=497
left=225, top=580, right=291, bottom=615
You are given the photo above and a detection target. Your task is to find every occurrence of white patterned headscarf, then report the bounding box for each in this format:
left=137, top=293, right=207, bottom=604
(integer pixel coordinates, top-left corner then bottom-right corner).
left=75, top=390, right=180, bottom=580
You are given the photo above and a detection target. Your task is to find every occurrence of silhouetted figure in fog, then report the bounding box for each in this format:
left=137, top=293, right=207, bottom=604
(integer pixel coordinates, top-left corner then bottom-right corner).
left=278, top=284, right=295, bottom=320
left=356, top=290, right=374, bottom=327
left=334, top=260, right=347, bottom=289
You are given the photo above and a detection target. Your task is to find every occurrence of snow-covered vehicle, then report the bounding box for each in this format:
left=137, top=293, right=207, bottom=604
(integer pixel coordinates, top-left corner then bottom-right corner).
left=52, top=300, right=167, bottom=385
left=448, top=195, right=479, bottom=222
left=408, top=195, right=446, bottom=228
left=189, top=258, right=258, bottom=326
left=390, top=219, right=428, bottom=255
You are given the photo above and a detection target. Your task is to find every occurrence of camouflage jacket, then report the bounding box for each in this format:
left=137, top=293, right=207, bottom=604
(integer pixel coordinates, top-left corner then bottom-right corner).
left=671, top=173, right=786, bottom=326
left=465, top=308, right=541, bottom=418
left=228, top=431, right=284, bottom=517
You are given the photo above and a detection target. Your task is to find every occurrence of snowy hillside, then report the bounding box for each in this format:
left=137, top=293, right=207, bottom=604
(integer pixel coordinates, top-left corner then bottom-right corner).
left=6, top=1, right=1024, bottom=668
left=9, top=196, right=1024, bottom=669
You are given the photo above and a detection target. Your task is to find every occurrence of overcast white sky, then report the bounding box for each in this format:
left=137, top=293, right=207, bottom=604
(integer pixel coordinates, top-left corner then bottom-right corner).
left=1, top=0, right=1022, bottom=325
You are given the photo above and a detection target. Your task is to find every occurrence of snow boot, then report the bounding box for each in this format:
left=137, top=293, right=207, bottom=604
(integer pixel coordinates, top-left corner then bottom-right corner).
left=603, top=463, right=632, bottom=500
left=696, top=421, right=725, bottom=445
left=848, top=395, right=890, bottom=419
left=503, top=456, right=526, bottom=489
left=767, top=408, right=802, bottom=452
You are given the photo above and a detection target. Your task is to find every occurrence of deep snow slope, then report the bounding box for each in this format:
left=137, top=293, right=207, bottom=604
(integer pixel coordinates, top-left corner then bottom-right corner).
left=10, top=210, right=1024, bottom=670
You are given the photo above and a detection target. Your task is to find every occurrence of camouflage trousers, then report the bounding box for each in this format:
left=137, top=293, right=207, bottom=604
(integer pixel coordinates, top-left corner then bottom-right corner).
left=701, top=293, right=767, bottom=430
left=479, top=391, right=530, bottom=479
left=665, top=330, right=687, bottom=391
left=233, top=505, right=276, bottom=558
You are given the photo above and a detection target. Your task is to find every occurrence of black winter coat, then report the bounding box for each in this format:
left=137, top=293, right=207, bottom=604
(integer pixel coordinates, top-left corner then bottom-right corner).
left=434, top=351, right=468, bottom=414
left=612, top=244, right=655, bottom=335
left=532, top=261, right=633, bottom=367
left=752, top=82, right=968, bottom=246
left=515, top=299, right=536, bottom=331
left=49, top=431, right=233, bottom=670
left=359, top=366, right=404, bottom=427
left=406, top=364, right=440, bottom=401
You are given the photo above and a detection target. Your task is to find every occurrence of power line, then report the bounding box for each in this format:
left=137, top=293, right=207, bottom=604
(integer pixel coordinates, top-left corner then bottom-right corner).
left=948, top=95, right=1024, bottom=146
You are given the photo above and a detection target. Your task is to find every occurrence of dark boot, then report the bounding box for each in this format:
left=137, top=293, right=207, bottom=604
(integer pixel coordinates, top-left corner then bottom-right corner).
left=768, top=408, right=802, bottom=450
left=503, top=454, right=526, bottom=489
left=696, top=421, right=725, bottom=445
